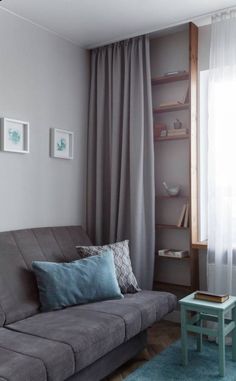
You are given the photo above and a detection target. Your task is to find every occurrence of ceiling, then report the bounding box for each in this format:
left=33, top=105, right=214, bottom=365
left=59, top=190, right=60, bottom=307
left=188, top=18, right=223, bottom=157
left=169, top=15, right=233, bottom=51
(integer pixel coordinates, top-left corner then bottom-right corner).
left=1, top=0, right=236, bottom=48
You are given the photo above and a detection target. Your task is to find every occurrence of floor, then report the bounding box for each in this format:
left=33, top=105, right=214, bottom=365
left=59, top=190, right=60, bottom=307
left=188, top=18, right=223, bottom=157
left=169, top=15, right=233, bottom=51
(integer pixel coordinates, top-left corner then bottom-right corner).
left=106, top=321, right=181, bottom=381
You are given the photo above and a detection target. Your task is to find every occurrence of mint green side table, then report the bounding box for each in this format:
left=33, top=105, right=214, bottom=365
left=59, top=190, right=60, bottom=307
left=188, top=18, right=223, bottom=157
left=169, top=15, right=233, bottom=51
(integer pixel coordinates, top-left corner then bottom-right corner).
left=179, top=292, right=236, bottom=377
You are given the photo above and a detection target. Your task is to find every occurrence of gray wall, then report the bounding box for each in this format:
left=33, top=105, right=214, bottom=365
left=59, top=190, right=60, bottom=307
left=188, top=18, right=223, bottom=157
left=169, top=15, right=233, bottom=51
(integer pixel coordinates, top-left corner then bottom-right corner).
left=0, top=9, right=89, bottom=232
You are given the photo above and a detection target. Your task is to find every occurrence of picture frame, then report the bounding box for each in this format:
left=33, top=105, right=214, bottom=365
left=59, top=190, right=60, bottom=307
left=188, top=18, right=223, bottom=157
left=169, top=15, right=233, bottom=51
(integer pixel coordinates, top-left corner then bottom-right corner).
left=0, top=118, right=30, bottom=153
left=50, top=128, right=73, bottom=160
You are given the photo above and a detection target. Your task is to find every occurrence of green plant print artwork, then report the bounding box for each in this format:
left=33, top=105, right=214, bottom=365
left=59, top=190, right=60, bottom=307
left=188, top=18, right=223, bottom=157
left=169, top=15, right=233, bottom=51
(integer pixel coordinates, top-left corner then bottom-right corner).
left=8, top=129, right=21, bottom=144
left=57, top=138, right=66, bottom=151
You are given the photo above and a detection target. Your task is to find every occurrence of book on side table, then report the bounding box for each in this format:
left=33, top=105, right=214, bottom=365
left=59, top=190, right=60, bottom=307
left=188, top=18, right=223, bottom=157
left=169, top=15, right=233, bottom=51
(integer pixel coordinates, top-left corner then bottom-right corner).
left=195, top=291, right=229, bottom=303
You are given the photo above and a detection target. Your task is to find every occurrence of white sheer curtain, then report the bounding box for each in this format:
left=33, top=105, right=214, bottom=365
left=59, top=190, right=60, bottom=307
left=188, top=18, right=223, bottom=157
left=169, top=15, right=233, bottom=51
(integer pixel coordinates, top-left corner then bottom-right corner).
left=208, top=11, right=236, bottom=295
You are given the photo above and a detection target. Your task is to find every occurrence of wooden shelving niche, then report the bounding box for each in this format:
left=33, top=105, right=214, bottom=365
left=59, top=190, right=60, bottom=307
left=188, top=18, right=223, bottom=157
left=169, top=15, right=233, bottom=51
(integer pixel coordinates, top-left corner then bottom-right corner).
left=151, top=22, right=199, bottom=301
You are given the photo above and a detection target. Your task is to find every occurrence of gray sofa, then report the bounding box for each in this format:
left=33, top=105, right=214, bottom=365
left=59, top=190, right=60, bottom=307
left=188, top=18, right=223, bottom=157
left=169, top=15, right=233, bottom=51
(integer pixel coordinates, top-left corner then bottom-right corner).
left=0, top=226, right=177, bottom=381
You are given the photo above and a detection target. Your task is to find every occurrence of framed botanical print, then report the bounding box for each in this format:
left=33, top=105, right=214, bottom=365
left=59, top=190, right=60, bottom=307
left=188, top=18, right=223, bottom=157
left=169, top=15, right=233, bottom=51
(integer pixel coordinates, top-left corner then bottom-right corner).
left=50, top=128, right=73, bottom=160
left=0, top=118, right=30, bottom=153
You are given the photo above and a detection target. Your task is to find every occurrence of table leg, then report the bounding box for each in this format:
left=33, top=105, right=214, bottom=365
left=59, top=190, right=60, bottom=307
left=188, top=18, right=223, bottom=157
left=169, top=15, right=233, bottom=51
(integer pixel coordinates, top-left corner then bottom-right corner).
left=232, top=305, right=236, bottom=361
left=181, top=305, right=188, bottom=366
left=218, top=311, right=225, bottom=377
left=197, top=313, right=203, bottom=352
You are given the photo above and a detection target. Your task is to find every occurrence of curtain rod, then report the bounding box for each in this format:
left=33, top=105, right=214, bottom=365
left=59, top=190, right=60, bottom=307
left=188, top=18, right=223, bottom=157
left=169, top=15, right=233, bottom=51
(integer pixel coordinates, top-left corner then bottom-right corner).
left=88, top=5, right=236, bottom=49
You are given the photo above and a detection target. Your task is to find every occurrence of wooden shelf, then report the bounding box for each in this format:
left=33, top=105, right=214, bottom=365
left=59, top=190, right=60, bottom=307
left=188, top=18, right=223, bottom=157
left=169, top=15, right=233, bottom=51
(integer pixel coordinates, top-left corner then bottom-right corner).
left=192, top=240, right=208, bottom=249
left=156, top=224, right=189, bottom=230
left=153, top=103, right=189, bottom=114
left=152, top=72, right=189, bottom=85
left=155, top=134, right=189, bottom=142
left=156, top=195, right=189, bottom=200
left=154, top=281, right=192, bottom=293
left=156, top=254, right=190, bottom=261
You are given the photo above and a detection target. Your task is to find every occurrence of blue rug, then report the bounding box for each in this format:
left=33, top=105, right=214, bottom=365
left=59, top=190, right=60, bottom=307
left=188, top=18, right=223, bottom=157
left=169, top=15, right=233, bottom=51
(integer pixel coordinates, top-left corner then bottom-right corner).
left=124, top=337, right=236, bottom=380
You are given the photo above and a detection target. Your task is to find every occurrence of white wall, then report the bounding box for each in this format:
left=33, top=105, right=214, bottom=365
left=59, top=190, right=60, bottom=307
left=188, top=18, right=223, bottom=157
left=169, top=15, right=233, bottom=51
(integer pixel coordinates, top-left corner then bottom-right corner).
left=0, top=9, right=89, bottom=232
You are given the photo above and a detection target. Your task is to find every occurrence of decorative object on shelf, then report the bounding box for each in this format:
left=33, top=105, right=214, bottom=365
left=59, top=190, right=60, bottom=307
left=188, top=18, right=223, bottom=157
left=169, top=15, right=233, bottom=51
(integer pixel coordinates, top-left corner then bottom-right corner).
left=158, top=249, right=189, bottom=259
left=154, top=123, right=167, bottom=138
left=50, top=128, right=73, bottom=160
left=167, top=128, right=189, bottom=137
left=0, top=118, right=29, bottom=154
left=162, top=181, right=180, bottom=197
left=160, top=130, right=167, bottom=137
left=173, top=119, right=182, bottom=129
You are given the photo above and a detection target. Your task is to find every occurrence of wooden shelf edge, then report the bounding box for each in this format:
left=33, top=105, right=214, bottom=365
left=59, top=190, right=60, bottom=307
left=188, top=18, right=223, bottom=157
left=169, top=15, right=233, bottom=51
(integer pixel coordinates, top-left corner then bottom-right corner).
left=156, top=254, right=190, bottom=260
left=152, top=72, right=189, bottom=85
left=192, top=241, right=208, bottom=249
left=154, top=134, right=189, bottom=142
left=153, top=281, right=192, bottom=292
left=156, top=224, right=189, bottom=230
left=153, top=103, right=190, bottom=114
left=156, top=195, right=189, bottom=200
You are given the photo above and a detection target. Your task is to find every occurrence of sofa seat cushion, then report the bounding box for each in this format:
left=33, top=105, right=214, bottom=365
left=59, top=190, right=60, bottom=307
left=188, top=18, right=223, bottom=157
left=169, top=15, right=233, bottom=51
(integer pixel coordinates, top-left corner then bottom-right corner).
left=8, top=306, right=126, bottom=372
left=123, top=291, right=177, bottom=329
left=0, top=327, right=74, bottom=381
left=79, top=301, right=142, bottom=340
left=0, top=346, right=47, bottom=381
left=78, top=291, right=177, bottom=334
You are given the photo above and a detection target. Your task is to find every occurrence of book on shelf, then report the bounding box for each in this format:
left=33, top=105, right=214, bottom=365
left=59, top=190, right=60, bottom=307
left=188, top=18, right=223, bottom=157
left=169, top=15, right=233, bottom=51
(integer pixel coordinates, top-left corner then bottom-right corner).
left=194, top=291, right=229, bottom=303
left=183, top=203, right=189, bottom=228
left=184, top=86, right=190, bottom=104
left=177, top=204, right=187, bottom=227
left=158, top=249, right=189, bottom=258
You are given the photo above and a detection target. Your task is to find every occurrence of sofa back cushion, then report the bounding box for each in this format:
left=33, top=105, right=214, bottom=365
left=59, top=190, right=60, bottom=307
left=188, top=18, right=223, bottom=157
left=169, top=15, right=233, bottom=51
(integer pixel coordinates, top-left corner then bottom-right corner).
left=0, top=226, right=92, bottom=325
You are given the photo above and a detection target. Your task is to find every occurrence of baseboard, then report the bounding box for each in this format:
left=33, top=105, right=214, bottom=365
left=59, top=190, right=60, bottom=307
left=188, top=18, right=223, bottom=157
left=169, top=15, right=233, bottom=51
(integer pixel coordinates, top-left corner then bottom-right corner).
left=163, top=309, right=180, bottom=323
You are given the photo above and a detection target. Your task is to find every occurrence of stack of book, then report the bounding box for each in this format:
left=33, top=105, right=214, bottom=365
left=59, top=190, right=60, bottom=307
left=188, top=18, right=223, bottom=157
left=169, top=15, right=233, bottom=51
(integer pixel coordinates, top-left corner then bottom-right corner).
left=158, top=249, right=189, bottom=259
left=167, top=128, right=189, bottom=137
left=177, top=203, right=189, bottom=227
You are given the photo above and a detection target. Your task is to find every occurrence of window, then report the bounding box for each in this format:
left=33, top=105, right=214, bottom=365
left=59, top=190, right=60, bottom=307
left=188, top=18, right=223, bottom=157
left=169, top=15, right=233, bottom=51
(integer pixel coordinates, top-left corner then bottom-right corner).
left=199, top=68, right=236, bottom=245
left=198, top=69, right=209, bottom=242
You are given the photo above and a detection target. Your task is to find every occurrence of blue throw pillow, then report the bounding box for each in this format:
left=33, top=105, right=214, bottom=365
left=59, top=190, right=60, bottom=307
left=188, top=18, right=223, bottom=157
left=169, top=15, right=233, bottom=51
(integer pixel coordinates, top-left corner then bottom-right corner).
left=32, top=250, right=123, bottom=312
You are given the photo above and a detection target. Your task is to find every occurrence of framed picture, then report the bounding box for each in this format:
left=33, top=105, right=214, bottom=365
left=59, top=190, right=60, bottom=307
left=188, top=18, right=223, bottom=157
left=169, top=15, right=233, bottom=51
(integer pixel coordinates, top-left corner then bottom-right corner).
left=50, top=128, right=73, bottom=160
left=0, top=118, right=30, bottom=153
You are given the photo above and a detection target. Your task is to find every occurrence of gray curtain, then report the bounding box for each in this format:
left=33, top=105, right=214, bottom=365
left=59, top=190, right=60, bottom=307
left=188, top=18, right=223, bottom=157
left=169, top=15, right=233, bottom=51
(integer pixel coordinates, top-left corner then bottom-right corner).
left=87, top=35, right=155, bottom=289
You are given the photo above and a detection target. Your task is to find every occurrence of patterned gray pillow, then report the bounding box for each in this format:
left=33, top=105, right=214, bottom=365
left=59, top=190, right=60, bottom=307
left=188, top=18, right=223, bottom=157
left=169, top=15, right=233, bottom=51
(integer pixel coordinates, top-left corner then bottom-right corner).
left=76, top=240, right=140, bottom=294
